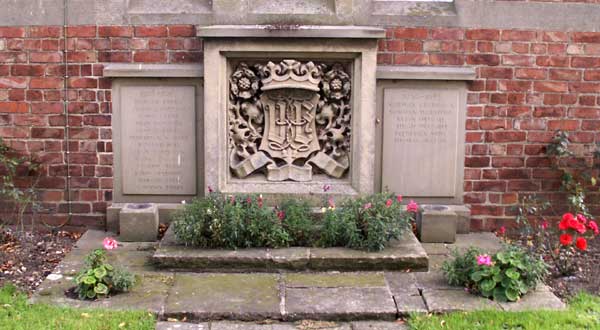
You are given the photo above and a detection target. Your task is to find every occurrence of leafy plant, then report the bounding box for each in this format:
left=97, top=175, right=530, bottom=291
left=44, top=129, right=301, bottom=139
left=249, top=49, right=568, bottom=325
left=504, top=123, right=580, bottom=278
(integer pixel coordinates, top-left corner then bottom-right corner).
left=0, top=137, right=41, bottom=231
left=74, top=240, right=135, bottom=300
left=442, top=245, right=548, bottom=302
left=173, top=191, right=411, bottom=252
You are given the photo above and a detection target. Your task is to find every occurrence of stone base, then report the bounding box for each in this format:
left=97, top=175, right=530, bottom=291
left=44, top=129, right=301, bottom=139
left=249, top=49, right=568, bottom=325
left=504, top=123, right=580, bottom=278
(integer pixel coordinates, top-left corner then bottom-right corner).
left=152, top=226, right=428, bottom=272
left=119, top=203, right=159, bottom=242
left=416, top=204, right=471, bottom=243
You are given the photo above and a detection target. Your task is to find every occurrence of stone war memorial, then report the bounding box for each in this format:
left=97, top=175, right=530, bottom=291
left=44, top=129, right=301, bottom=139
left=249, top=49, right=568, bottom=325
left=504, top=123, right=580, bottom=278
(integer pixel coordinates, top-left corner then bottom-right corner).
left=1, top=0, right=600, bottom=329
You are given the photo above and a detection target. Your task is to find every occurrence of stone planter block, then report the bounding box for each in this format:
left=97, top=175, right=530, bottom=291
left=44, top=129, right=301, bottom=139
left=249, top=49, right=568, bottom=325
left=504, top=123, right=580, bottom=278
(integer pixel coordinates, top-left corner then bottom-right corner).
left=417, top=205, right=457, bottom=243
left=449, top=205, right=471, bottom=234
left=119, top=203, right=159, bottom=242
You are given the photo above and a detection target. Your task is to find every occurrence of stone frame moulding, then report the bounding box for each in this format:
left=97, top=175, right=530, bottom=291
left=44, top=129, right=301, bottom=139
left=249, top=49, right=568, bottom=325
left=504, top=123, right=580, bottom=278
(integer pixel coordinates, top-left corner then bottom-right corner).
left=200, top=25, right=384, bottom=198
left=105, top=63, right=205, bottom=204
left=374, top=65, right=476, bottom=205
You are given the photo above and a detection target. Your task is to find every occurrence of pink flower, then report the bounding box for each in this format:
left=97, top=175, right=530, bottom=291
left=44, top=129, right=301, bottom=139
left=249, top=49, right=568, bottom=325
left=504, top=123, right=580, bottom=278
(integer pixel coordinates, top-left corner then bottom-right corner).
left=497, top=226, right=506, bottom=235
left=246, top=196, right=252, bottom=205
left=588, top=221, right=599, bottom=235
left=277, top=210, right=285, bottom=221
left=103, top=237, right=118, bottom=250
left=476, top=254, right=492, bottom=266
left=322, top=184, right=332, bottom=192
left=541, top=219, right=549, bottom=230
left=577, top=214, right=588, bottom=224
left=406, top=200, right=419, bottom=213
left=207, top=185, right=214, bottom=193
left=258, top=194, right=264, bottom=208
left=328, top=197, right=336, bottom=209
left=363, top=202, right=372, bottom=210
left=396, top=195, right=403, bottom=203
left=385, top=199, right=393, bottom=208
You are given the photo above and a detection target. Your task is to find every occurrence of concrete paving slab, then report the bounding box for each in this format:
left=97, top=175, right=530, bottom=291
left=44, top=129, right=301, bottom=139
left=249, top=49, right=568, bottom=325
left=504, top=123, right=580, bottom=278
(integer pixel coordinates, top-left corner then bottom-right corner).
left=211, top=322, right=297, bottom=330
left=285, top=287, right=397, bottom=321
left=384, top=273, right=419, bottom=296
left=420, top=243, right=449, bottom=255
left=156, top=322, right=209, bottom=330
left=165, top=273, right=281, bottom=321
left=450, top=233, right=503, bottom=253
left=414, top=271, right=461, bottom=291
left=284, top=273, right=386, bottom=288
left=394, top=295, right=428, bottom=315
left=499, top=290, right=566, bottom=311
left=422, top=289, right=502, bottom=313
left=351, top=321, right=408, bottom=330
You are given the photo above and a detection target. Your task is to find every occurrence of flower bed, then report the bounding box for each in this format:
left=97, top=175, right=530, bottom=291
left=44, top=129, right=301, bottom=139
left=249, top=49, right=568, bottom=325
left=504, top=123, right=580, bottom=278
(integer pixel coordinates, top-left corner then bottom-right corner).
left=172, top=191, right=416, bottom=252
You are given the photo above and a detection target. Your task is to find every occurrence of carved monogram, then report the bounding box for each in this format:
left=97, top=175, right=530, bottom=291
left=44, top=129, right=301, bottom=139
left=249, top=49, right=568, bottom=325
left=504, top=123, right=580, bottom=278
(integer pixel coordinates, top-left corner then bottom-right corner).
left=228, top=59, right=351, bottom=182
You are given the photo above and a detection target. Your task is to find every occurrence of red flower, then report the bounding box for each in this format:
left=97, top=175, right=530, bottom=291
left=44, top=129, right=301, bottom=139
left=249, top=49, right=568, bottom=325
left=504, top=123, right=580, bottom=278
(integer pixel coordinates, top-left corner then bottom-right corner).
left=559, top=213, right=575, bottom=230
left=277, top=210, right=285, bottom=221
left=208, top=185, right=214, bottom=193
left=540, top=220, right=549, bottom=230
left=574, top=222, right=587, bottom=234
left=576, top=237, right=587, bottom=251
left=587, top=221, right=599, bottom=235
left=385, top=199, right=393, bottom=208
left=396, top=195, right=403, bottom=203
left=246, top=196, right=252, bottom=205
left=559, top=234, right=573, bottom=246
left=576, top=214, right=587, bottom=224
left=497, top=226, right=506, bottom=235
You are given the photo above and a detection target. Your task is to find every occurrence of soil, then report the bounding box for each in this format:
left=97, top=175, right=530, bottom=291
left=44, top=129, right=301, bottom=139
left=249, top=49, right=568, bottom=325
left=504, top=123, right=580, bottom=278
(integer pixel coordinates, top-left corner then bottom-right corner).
left=0, top=229, right=78, bottom=293
left=545, top=236, right=600, bottom=299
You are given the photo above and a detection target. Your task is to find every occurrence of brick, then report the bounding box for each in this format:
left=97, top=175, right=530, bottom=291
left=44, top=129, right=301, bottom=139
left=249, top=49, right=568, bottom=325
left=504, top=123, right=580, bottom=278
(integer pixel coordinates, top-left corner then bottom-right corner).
left=501, top=30, right=536, bottom=41
left=543, top=31, right=568, bottom=42
left=466, top=29, right=499, bottom=41
left=31, top=102, right=63, bottom=114
left=480, top=68, right=513, bottom=79
left=584, top=70, right=600, bottom=81
left=515, top=68, right=546, bottom=80
left=536, top=56, right=569, bottom=67
left=169, top=51, right=202, bottom=63
left=134, top=26, right=168, bottom=37
left=571, top=57, right=600, bottom=68
left=68, top=77, right=97, bottom=88
left=0, top=102, right=28, bottom=113
left=549, top=69, right=581, bottom=81
left=534, top=81, right=568, bottom=92
left=67, top=51, right=97, bottom=63
left=0, top=27, right=25, bottom=38
left=393, top=27, right=427, bottom=39
left=548, top=120, right=579, bottom=131
left=431, top=28, right=463, bottom=40
left=11, top=65, right=45, bottom=76
left=499, top=80, right=532, bottom=92
left=67, top=26, right=96, bottom=37
left=465, top=157, right=490, bottom=168
left=571, top=32, right=600, bottom=43
left=472, top=181, right=506, bottom=192
left=404, top=40, right=422, bottom=52
left=492, top=157, right=524, bottom=167
left=502, top=55, right=534, bottom=66
left=569, top=82, right=600, bottom=93
left=508, top=181, right=540, bottom=192
left=98, top=26, right=133, bottom=37
left=168, top=25, right=195, bottom=37
left=69, top=128, right=98, bottom=139
left=393, top=54, right=428, bottom=65
left=31, top=127, right=63, bottom=139
left=83, top=115, right=111, bottom=126
left=486, top=131, right=526, bottom=143
left=467, top=54, right=500, bottom=66
left=479, top=119, right=508, bottom=130
left=133, top=51, right=167, bottom=63
left=429, top=53, right=463, bottom=65
left=0, top=77, right=28, bottom=88
left=30, top=77, right=63, bottom=89
left=68, top=153, right=98, bottom=164
left=0, top=127, right=28, bottom=138
left=30, top=52, right=62, bottom=63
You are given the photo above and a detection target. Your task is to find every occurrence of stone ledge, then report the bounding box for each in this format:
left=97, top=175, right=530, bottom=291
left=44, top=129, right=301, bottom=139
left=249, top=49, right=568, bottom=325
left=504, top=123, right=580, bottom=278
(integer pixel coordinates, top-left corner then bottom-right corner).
left=197, top=25, right=386, bottom=38
left=152, top=226, right=428, bottom=272
left=103, top=64, right=204, bottom=77
left=376, top=66, right=476, bottom=80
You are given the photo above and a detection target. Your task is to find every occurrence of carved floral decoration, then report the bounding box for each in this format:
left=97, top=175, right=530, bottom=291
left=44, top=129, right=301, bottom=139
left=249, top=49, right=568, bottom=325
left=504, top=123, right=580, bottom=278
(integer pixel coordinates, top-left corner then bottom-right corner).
left=228, top=59, right=352, bottom=182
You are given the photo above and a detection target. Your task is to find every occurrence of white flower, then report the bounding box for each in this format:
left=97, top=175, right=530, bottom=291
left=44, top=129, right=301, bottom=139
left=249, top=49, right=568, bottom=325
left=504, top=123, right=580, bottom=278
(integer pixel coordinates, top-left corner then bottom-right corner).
left=181, top=200, right=186, bottom=204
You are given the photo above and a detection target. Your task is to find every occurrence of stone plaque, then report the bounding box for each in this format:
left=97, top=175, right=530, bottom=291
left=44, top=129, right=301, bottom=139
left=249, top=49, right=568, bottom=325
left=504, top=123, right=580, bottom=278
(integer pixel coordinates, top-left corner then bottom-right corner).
left=381, top=83, right=464, bottom=198
left=120, top=85, right=197, bottom=195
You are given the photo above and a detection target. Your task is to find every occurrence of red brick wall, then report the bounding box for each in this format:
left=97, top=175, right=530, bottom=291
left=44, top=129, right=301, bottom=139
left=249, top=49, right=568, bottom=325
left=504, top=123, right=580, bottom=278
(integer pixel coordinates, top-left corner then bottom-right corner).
left=1, top=24, right=599, bottom=231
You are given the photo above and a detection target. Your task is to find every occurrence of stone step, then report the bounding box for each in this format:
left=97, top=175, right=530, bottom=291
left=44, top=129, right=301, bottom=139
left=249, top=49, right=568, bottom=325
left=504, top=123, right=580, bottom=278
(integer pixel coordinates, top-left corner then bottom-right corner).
left=156, top=320, right=409, bottom=330
left=152, top=227, right=428, bottom=272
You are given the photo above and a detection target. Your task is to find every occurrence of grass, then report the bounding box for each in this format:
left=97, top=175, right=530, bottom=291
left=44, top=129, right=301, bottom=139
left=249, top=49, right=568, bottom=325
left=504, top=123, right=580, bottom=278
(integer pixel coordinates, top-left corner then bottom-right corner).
left=408, top=293, right=600, bottom=330
left=0, top=285, right=155, bottom=330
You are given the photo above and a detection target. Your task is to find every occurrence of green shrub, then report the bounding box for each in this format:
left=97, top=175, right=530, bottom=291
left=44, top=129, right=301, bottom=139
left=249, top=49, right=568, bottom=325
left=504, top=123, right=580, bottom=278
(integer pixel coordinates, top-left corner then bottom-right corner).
left=74, top=249, right=135, bottom=300
left=173, top=192, right=411, bottom=252
left=442, top=245, right=548, bottom=302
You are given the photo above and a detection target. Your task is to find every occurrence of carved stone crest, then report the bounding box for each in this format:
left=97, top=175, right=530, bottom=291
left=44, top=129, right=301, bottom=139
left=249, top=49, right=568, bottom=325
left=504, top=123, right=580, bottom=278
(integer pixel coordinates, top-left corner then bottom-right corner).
left=228, top=59, right=351, bottom=181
